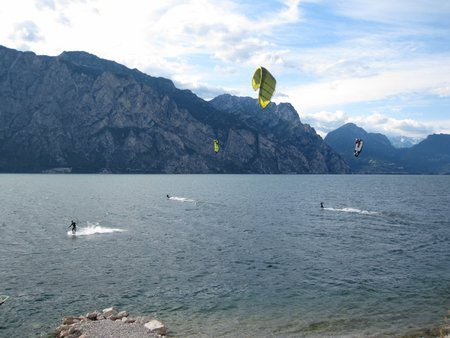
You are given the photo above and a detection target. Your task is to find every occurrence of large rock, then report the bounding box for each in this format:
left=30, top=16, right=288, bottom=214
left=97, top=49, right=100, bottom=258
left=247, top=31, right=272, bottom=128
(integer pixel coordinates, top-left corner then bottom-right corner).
left=144, top=319, right=167, bottom=335
left=102, top=306, right=118, bottom=318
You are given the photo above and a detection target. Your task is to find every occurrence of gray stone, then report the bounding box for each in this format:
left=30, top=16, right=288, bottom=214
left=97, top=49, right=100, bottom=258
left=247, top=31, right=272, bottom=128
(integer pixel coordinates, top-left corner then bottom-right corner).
left=63, top=316, right=81, bottom=325
left=117, top=310, right=129, bottom=318
left=87, top=312, right=98, bottom=320
left=102, top=306, right=118, bottom=318
left=55, top=324, right=71, bottom=334
left=144, top=319, right=167, bottom=335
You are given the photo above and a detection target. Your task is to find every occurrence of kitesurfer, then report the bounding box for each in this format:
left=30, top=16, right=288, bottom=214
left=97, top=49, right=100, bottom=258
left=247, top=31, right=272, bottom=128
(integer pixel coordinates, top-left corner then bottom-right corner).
left=354, top=138, right=363, bottom=157
left=69, top=220, right=76, bottom=234
left=320, top=202, right=324, bottom=208
left=166, top=194, right=170, bottom=199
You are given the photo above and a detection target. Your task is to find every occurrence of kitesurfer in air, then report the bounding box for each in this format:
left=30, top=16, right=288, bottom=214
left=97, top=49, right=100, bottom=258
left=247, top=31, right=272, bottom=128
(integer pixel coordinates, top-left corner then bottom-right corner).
left=354, top=139, right=362, bottom=157
left=69, top=220, right=76, bottom=234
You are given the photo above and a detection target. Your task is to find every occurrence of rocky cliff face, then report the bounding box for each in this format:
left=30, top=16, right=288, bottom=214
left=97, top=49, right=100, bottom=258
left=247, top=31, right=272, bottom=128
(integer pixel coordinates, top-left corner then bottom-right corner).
left=210, top=94, right=350, bottom=174
left=0, top=45, right=349, bottom=173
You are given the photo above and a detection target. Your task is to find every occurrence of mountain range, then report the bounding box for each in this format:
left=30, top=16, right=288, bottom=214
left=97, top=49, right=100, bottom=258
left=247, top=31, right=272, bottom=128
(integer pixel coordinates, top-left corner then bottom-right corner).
left=324, top=123, right=450, bottom=174
left=1, top=45, right=448, bottom=174
left=0, top=45, right=349, bottom=174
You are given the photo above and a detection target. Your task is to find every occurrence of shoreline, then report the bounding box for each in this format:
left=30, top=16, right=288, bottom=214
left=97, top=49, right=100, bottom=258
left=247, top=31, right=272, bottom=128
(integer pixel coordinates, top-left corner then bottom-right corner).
left=50, top=307, right=450, bottom=338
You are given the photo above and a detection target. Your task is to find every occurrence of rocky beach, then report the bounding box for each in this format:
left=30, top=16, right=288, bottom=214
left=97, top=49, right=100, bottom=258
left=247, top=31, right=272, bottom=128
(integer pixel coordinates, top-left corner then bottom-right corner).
left=53, top=307, right=166, bottom=338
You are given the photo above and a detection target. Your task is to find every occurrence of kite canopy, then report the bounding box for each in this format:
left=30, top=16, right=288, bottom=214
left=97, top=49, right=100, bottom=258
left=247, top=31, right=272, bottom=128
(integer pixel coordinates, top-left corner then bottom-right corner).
left=213, top=139, right=220, bottom=153
left=252, top=66, right=276, bottom=109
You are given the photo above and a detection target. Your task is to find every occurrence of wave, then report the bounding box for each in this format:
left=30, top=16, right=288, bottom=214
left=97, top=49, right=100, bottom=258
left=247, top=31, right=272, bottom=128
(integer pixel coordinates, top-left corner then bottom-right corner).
left=168, top=196, right=196, bottom=203
left=67, top=222, right=126, bottom=236
left=323, top=207, right=379, bottom=215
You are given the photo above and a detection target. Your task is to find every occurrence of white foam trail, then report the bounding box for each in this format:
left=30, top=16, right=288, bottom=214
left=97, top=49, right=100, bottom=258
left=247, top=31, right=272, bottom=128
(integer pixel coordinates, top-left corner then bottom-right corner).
left=324, top=207, right=379, bottom=215
left=169, top=196, right=196, bottom=202
left=67, top=222, right=125, bottom=236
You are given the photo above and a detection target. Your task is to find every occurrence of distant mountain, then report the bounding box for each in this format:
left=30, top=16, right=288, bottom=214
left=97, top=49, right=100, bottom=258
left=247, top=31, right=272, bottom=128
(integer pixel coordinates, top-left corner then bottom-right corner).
left=401, top=134, right=450, bottom=174
left=388, top=135, right=422, bottom=148
left=325, top=123, right=450, bottom=174
left=0, top=45, right=349, bottom=174
left=324, top=123, right=401, bottom=173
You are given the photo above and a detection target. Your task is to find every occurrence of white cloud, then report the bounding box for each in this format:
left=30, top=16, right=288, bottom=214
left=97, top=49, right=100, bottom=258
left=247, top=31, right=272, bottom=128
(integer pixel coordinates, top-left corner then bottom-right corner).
left=299, top=110, right=348, bottom=137
left=10, top=20, right=44, bottom=43
left=325, top=0, right=450, bottom=28
left=35, top=0, right=55, bottom=11
left=352, top=113, right=433, bottom=137
left=433, top=83, right=450, bottom=97
left=302, top=110, right=450, bottom=138
left=285, top=55, right=450, bottom=112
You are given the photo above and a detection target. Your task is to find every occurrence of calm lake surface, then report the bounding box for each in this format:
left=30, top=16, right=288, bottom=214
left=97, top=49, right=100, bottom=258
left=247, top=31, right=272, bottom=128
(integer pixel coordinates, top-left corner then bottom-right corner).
left=0, top=174, right=449, bottom=337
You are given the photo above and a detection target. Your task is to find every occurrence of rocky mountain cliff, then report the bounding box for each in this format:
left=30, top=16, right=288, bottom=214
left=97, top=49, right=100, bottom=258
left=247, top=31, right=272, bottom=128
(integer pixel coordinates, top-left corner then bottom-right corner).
left=0, top=45, right=349, bottom=174
left=210, top=94, right=349, bottom=174
left=325, top=123, right=450, bottom=174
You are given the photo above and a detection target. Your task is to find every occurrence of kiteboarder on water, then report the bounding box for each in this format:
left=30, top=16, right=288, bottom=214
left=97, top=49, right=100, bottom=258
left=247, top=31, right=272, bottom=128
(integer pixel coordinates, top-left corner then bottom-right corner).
left=320, top=202, right=324, bottom=208
left=69, top=220, right=76, bottom=234
left=166, top=194, right=170, bottom=199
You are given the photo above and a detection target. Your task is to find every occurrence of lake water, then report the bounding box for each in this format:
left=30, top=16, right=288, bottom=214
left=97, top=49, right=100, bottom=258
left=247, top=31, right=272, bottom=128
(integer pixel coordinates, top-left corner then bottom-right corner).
left=0, top=174, right=449, bottom=337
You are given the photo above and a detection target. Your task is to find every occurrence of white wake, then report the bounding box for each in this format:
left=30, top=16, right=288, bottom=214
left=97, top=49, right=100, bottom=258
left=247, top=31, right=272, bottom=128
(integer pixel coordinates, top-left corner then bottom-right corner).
left=67, top=222, right=126, bottom=236
left=168, top=196, right=196, bottom=203
left=324, top=207, right=379, bottom=215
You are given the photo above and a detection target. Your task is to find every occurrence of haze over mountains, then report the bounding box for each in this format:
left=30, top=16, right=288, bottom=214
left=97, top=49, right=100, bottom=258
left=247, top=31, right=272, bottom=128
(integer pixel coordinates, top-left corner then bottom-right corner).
left=388, top=135, right=422, bottom=149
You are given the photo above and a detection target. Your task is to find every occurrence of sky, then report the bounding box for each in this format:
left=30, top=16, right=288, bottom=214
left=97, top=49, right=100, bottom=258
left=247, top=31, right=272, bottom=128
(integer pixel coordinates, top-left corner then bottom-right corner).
left=1, top=0, right=450, bottom=139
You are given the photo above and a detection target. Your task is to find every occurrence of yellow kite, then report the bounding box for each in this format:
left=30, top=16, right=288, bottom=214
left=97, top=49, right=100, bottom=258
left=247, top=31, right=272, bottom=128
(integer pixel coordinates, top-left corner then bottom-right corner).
left=252, top=66, right=276, bottom=109
left=213, top=139, right=220, bottom=153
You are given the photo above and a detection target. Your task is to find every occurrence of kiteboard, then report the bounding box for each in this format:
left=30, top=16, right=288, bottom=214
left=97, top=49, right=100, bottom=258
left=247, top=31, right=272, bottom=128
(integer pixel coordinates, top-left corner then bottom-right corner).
left=354, top=138, right=364, bottom=157
left=0, top=295, right=9, bottom=305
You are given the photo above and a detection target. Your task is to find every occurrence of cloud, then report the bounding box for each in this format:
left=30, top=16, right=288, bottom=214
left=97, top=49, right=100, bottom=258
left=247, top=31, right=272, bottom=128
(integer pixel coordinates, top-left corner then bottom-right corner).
left=327, top=0, right=450, bottom=26
left=300, top=110, right=348, bottom=137
left=352, top=113, right=433, bottom=137
left=176, top=81, right=237, bottom=100
left=285, top=54, right=450, bottom=112
left=35, top=0, right=56, bottom=11
left=144, top=0, right=301, bottom=67
left=302, top=109, right=450, bottom=138
left=433, top=83, right=450, bottom=97
left=10, top=20, right=44, bottom=43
